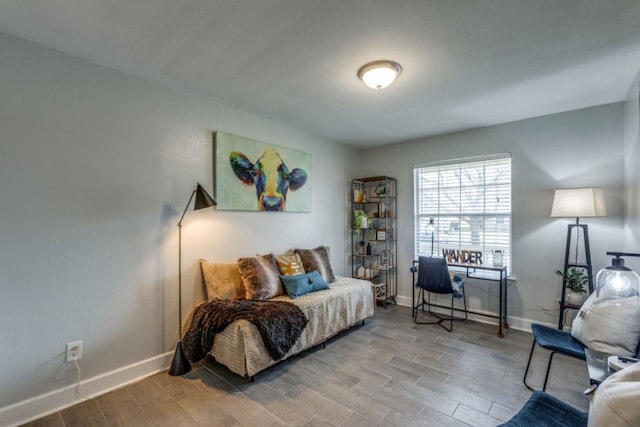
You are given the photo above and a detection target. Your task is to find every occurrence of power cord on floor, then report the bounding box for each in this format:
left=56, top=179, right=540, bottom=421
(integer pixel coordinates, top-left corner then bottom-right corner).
left=72, top=355, right=90, bottom=401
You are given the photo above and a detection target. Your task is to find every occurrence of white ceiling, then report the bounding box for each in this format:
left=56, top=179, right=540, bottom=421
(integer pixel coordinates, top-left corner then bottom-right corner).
left=1, top=1, right=640, bottom=148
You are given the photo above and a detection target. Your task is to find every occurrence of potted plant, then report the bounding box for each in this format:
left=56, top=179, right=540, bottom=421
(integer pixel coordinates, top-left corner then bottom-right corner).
left=354, top=211, right=371, bottom=250
left=555, top=267, right=589, bottom=305
left=354, top=211, right=371, bottom=234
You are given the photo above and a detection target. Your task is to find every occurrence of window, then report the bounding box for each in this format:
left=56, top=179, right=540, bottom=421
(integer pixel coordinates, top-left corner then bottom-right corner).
left=414, top=154, right=512, bottom=270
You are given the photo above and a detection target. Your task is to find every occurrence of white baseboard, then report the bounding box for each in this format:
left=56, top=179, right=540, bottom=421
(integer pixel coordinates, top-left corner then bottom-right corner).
left=0, top=351, right=173, bottom=427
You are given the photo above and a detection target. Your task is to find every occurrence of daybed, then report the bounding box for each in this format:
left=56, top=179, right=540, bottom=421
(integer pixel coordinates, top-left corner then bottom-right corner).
left=182, top=247, right=375, bottom=379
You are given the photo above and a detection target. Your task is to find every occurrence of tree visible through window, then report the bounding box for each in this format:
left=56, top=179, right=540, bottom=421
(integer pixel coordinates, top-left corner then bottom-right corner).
left=414, top=155, right=512, bottom=270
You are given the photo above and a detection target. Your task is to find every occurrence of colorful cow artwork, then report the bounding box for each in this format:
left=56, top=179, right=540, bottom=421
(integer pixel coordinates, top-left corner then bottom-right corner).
left=229, top=149, right=308, bottom=211
left=214, top=131, right=312, bottom=212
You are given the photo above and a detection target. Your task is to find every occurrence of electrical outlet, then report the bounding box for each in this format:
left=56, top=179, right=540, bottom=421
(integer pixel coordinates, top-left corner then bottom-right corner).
left=65, top=340, right=83, bottom=363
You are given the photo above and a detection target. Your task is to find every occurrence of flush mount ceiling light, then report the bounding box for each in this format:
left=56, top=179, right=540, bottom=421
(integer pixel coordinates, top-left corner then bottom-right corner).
left=357, top=60, right=402, bottom=90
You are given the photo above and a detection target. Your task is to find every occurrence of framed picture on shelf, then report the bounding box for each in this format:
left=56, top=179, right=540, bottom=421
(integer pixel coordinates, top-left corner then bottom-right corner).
left=376, top=230, right=386, bottom=240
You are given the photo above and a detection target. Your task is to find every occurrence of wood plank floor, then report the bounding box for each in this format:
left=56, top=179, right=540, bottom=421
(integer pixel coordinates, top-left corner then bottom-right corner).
left=22, top=305, right=591, bottom=426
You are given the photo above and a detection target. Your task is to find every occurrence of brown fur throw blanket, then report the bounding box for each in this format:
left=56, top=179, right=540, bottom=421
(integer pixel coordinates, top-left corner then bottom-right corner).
left=182, top=299, right=308, bottom=363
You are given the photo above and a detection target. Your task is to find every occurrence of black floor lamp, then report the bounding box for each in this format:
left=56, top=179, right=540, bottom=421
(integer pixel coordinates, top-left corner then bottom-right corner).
left=169, top=183, right=216, bottom=376
left=550, top=187, right=606, bottom=328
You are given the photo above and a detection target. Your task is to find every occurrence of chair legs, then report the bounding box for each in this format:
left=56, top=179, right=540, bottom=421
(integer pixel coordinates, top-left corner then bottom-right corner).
left=523, top=339, right=538, bottom=391
left=523, top=340, right=566, bottom=392
left=414, top=287, right=468, bottom=332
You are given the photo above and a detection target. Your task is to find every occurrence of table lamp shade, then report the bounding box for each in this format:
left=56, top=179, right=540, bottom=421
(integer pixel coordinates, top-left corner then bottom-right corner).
left=596, top=253, right=640, bottom=302
left=550, top=187, right=606, bottom=218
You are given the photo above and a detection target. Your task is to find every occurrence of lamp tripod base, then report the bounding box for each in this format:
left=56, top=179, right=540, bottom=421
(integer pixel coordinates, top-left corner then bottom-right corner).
left=168, top=341, right=192, bottom=376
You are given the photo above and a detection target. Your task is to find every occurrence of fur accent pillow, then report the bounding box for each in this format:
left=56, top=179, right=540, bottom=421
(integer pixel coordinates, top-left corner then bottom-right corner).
left=200, top=260, right=245, bottom=300
left=276, top=252, right=306, bottom=276
left=294, top=246, right=336, bottom=283
left=237, top=254, right=284, bottom=300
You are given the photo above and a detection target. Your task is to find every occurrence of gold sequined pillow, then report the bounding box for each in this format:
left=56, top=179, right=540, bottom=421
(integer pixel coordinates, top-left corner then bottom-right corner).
left=237, top=254, right=284, bottom=300
left=276, top=252, right=306, bottom=276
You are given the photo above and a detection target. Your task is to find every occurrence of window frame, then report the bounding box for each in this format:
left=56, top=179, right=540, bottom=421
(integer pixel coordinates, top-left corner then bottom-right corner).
left=413, top=154, right=512, bottom=271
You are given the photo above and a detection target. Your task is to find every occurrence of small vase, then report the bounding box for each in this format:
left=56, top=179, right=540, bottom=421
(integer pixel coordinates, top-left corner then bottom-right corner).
left=566, top=292, right=584, bottom=306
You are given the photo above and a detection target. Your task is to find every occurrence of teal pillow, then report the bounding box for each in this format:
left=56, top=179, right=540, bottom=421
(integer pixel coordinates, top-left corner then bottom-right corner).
left=280, top=270, right=329, bottom=299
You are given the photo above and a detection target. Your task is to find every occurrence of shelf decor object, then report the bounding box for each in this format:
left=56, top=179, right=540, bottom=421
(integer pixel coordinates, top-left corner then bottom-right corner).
left=550, top=187, right=606, bottom=329
left=169, top=183, right=216, bottom=376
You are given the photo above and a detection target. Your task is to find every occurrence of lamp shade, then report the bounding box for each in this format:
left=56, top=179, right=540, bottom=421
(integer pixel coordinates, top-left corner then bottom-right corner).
left=357, top=60, right=402, bottom=90
left=550, top=187, right=606, bottom=218
left=194, top=183, right=216, bottom=210
left=426, top=217, right=435, bottom=233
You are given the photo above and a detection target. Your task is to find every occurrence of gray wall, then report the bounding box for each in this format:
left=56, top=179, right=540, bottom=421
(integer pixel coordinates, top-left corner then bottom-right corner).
left=0, top=32, right=357, bottom=412
left=360, top=104, right=626, bottom=327
left=624, top=70, right=640, bottom=263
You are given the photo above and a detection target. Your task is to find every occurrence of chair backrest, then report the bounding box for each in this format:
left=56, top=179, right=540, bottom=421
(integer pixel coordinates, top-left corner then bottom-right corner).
left=417, top=256, right=453, bottom=294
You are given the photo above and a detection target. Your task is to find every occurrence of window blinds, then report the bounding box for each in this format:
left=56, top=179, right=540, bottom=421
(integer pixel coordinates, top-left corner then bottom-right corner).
left=414, top=155, right=512, bottom=269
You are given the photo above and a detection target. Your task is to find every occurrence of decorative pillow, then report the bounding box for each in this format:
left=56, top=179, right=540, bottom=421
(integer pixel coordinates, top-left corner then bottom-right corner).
left=588, top=362, right=640, bottom=426
left=294, top=246, right=336, bottom=283
left=200, top=260, right=245, bottom=300
left=571, top=293, right=640, bottom=356
left=276, top=252, right=306, bottom=276
left=237, top=254, right=284, bottom=300
left=280, top=270, right=329, bottom=299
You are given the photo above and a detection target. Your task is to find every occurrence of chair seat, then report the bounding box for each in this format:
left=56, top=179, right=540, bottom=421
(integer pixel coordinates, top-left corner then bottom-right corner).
left=531, top=324, right=586, bottom=360
left=498, top=391, right=588, bottom=427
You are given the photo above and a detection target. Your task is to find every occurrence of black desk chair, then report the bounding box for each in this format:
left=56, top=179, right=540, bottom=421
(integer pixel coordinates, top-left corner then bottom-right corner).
left=523, top=323, right=586, bottom=391
left=413, top=256, right=467, bottom=332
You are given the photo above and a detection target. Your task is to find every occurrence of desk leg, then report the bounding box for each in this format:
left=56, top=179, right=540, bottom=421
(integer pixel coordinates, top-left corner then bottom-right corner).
left=411, top=266, right=417, bottom=318
left=503, top=274, right=509, bottom=330
left=496, top=270, right=509, bottom=337
left=412, top=278, right=415, bottom=318
left=497, top=275, right=504, bottom=338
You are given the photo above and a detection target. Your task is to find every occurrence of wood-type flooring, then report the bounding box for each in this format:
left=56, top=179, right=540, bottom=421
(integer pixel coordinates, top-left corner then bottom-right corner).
left=22, top=305, right=590, bottom=426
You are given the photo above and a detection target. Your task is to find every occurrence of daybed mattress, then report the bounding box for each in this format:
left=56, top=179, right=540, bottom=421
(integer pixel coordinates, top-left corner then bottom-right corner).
left=208, top=276, right=374, bottom=377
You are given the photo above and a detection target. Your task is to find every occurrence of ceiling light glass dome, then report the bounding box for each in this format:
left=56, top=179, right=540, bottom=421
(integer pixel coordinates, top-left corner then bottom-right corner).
left=357, top=60, right=402, bottom=90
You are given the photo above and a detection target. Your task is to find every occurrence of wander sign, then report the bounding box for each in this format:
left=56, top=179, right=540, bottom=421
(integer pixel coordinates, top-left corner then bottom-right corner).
left=442, top=249, right=483, bottom=265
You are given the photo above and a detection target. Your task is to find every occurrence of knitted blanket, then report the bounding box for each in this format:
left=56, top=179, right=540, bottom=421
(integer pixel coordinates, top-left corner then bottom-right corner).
left=182, top=299, right=308, bottom=363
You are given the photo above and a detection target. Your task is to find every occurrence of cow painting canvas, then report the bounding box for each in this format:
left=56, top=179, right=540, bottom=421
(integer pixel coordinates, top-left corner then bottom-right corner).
left=214, top=132, right=312, bottom=212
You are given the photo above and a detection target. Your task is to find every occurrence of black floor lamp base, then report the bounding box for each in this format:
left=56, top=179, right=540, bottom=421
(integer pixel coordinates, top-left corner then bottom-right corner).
left=168, top=341, right=192, bottom=376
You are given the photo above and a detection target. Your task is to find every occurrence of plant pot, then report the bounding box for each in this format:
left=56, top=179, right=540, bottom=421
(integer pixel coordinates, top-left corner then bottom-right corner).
left=566, top=292, right=584, bottom=306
